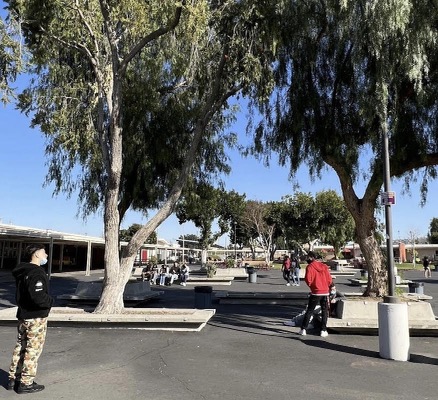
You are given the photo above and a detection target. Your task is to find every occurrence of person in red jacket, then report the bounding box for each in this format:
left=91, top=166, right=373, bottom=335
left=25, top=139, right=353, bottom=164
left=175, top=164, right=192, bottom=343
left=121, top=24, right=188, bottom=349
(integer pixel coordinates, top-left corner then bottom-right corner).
left=299, top=251, right=332, bottom=337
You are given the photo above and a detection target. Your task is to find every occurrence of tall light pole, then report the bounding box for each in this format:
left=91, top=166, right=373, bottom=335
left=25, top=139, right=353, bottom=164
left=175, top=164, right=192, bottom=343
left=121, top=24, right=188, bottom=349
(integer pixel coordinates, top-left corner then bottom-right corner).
left=379, top=118, right=409, bottom=362
left=383, top=124, right=395, bottom=297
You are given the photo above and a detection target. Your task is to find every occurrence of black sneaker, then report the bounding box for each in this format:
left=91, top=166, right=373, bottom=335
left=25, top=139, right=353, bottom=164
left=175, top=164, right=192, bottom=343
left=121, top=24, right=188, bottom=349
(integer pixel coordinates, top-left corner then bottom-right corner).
left=16, top=381, right=45, bottom=394
left=7, top=378, right=15, bottom=390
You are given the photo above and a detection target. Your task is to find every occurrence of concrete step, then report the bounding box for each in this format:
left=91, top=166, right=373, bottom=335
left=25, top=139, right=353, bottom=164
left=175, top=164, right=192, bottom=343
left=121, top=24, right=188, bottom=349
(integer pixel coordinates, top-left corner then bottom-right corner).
left=0, top=307, right=216, bottom=332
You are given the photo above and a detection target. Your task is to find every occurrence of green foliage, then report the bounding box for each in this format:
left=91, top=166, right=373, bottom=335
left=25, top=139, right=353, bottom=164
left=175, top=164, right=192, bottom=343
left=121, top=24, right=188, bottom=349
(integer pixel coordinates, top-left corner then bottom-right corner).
left=315, top=190, right=355, bottom=256
left=0, top=11, right=23, bottom=104
left=4, top=0, right=278, bottom=223
left=177, top=234, right=200, bottom=250
left=270, top=191, right=353, bottom=255
left=120, top=224, right=157, bottom=244
left=428, top=218, right=438, bottom=244
left=176, top=183, right=246, bottom=250
left=206, top=263, right=217, bottom=278
left=247, top=0, right=438, bottom=296
left=274, top=193, right=319, bottom=248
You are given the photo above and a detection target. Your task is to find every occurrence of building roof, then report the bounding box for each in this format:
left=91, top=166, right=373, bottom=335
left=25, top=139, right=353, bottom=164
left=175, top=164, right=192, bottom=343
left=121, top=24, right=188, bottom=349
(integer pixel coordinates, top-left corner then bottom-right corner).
left=0, top=223, right=105, bottom=246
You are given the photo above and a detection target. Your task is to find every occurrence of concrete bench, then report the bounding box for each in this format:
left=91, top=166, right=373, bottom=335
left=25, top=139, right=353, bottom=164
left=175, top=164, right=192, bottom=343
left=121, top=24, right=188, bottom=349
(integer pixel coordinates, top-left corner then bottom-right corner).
left=216, top=291, right=310, bottom=305
left=215, top=268, right=248, bottom=280
left=348, top=278, right=411, bottom=287
left=186, top=276, right=235, bottom=286
left=130, top=267, right=147, bottom=281
left=325, top=298, right=438, bottom=335
left=57, top=281, right=163, bottom=305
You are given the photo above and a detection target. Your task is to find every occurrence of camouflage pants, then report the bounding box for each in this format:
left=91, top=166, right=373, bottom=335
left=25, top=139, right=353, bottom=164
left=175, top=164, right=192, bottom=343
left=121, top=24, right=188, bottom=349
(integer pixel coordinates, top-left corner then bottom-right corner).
left=9, top=318, right=48, bottom=385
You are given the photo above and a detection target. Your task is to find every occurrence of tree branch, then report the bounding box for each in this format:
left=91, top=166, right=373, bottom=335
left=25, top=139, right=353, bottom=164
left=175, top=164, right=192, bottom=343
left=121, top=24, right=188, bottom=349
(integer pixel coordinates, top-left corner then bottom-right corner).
left=119, top=1, right=186, bottom=75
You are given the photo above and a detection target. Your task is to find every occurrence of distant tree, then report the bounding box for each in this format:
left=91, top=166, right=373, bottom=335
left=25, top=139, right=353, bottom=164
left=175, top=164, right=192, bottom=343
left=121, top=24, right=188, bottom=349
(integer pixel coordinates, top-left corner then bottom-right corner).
left=315, top=190, right=355, bottom=257
left=428, top=218, right=438, bottom=244
left=177, top=234, right=200, bottom=250
left=278, top=193, right=320, bottom=253
left=265, top=201, right=292, bottom=260
left=176, top=184, right=246, bottom=265
left=239, top=200, right=275, bottom=264
left=120, top=224, right=157, bottom=244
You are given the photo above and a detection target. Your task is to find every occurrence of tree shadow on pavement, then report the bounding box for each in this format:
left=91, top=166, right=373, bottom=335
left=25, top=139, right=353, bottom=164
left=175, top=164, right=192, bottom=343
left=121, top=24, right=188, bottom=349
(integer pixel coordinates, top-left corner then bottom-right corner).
left=208, top=305, right=306, bottom=337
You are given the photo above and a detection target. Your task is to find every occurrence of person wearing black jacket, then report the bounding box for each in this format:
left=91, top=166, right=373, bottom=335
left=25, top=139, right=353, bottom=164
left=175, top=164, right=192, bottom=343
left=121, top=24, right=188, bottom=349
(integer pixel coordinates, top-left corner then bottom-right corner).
left=8, top=244, right=53, bottom=394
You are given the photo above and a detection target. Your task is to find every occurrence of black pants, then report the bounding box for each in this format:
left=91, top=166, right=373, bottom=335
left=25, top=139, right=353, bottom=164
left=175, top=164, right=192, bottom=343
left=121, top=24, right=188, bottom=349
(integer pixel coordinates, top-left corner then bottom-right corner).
left=301, top=294, right=328, bottom=331
left=282, top=269, right=291, bottom=283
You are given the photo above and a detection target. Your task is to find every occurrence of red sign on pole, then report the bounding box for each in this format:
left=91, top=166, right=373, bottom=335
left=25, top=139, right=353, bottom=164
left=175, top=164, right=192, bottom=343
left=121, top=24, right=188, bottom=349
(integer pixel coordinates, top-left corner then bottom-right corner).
left=381, top=191, right=396, bottom=206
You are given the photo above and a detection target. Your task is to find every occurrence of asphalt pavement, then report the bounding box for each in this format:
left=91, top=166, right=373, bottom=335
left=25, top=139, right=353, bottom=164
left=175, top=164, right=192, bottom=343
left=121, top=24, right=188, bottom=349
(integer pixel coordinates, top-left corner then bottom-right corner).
left=1, top=267, right=438, bottom=399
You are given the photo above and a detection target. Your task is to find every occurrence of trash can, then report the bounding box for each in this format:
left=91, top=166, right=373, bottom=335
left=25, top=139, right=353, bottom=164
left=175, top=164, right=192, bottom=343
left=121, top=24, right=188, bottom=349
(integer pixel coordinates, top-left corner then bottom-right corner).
left=247, top=267, right=257, bottom=283
left=194, top=286, right=213, bottom=308
left=408, top=282, right=424, bottom=295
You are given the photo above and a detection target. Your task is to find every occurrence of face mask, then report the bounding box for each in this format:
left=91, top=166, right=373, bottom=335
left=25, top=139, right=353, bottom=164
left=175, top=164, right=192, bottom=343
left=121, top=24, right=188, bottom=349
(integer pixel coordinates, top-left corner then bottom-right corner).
left=40, top=258, right=48, bottom=266
left=330, top=290, right=336, bottom=295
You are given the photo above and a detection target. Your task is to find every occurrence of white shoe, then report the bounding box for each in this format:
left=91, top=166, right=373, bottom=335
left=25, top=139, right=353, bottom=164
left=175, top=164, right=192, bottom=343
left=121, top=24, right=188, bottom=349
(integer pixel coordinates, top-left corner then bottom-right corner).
left=286, top=283, right=291, bottom=286
left=320, top=330, right=328, bottom=337
left=182, top=282, right=186, bottom=287
left=283, top=320, right=296, bottom=327
left=298, top=329, right=306, bottom=336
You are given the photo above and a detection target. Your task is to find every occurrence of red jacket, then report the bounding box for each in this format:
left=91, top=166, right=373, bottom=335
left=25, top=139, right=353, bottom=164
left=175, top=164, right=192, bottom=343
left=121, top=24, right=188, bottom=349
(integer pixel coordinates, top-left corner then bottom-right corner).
left=304, top=260, right=332, bottom=295
left=283, top=258, right=291, bottom=270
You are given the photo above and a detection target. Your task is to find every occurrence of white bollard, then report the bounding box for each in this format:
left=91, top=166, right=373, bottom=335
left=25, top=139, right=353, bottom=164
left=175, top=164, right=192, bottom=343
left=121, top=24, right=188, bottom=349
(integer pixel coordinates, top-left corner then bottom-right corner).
left=378, top=300, right=410, bottom=361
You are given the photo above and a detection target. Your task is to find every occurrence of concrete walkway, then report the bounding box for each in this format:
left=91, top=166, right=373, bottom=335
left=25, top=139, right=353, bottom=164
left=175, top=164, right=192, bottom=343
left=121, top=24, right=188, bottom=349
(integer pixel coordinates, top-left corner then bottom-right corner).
left=1, top=267, right=438, bottom=399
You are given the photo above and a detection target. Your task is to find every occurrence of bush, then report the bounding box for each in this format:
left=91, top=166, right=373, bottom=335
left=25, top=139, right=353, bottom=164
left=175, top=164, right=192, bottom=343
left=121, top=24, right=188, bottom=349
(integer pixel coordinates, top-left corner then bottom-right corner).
left=206, top=263, right=217, bottom=278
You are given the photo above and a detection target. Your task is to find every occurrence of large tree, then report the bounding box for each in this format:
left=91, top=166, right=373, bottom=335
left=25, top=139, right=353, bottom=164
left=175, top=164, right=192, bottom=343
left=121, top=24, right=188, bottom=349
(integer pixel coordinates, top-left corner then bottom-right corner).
left=252, top=0, right=438, bottom=296
left=5, top=0, right=276, bottom=312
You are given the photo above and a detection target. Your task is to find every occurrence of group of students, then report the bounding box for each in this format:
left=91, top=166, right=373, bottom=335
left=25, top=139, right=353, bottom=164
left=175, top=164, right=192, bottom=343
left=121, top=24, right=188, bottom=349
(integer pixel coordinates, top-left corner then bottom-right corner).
left=141, top=263, right=190, bottom=286
left=281, top=254, right=301, bottom=286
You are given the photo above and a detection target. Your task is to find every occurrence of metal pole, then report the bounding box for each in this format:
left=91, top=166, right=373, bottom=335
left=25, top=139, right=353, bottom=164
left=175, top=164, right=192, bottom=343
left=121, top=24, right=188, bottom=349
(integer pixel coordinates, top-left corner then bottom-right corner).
left=234, top=221, right=237, bottom=263
left=383, top=125, right=395, bottom=297
left=182, top=235, right=185, bottom=264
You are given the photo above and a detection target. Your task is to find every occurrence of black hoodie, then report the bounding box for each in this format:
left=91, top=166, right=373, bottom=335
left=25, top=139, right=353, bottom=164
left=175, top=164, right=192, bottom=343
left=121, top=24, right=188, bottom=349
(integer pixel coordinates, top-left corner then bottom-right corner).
left=12, top=262, right=53, bottom=319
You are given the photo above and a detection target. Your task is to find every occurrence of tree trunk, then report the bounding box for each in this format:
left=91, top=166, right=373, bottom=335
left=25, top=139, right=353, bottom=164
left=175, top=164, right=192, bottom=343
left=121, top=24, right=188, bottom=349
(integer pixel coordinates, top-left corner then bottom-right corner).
left=201, top=249, right=208, bottom=267
left=94, top=256, right=134, bottom=314
left=329, top=155, right=388, bottom=297
left=340, top=183, right=388, bottom=297
left=355, top=224, right=387, bottom=297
